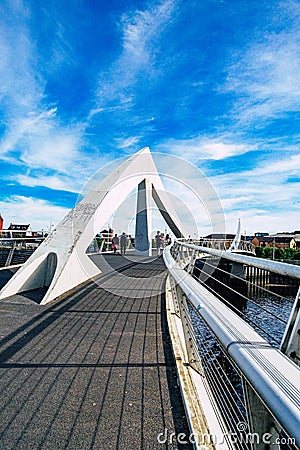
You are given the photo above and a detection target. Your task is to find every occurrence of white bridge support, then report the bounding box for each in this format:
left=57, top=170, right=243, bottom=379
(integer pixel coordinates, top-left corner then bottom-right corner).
left=134, top=179, right=186, bottom=256
left=0, top=148, right=185, bottom=304
left=229, top=218, right=242, bottom=252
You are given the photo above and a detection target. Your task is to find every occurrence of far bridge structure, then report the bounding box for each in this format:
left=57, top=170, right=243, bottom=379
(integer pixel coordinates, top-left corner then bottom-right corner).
left=0, top=148, right=299, bottom=450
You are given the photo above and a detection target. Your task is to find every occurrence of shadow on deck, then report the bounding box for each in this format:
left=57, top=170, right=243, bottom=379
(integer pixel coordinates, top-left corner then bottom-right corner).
left=0, top=255, right=192, bottom=449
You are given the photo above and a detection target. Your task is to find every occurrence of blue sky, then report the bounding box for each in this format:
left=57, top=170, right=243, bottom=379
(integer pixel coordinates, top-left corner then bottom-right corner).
left=0, top=0, right=299, bottom=235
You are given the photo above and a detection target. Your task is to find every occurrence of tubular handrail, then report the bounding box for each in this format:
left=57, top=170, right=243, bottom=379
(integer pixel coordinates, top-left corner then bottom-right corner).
left=174, top=240, right=300, bottom=280
left=163, top=246, right=300, bottom=447
left=177, top=237, right=256, bottom=254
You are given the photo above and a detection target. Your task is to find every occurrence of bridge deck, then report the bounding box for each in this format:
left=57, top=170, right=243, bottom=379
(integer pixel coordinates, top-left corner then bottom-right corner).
left=0, top=255, right=191, bottom=450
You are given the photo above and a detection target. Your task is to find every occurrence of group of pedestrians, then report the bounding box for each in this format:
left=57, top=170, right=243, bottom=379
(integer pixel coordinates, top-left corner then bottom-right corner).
left=112, top=232, right=128, bottom=255
left=154, top=231, right=171, bottom=256
left=111, top=230, right=171, bottom=256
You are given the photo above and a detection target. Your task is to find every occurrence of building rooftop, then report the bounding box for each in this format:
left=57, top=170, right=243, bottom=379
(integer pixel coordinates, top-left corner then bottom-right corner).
left=7, top=224, right=30, bottom=231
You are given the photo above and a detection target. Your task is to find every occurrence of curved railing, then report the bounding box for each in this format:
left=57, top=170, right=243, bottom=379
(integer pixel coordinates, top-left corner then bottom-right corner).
left=163, top=240, right=300, bottom=449
left=178, top=238, right=256, bottom=254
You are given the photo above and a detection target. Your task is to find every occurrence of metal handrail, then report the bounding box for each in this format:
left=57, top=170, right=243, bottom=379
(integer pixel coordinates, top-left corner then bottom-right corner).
left=175, top=240, right=300, bottom=279
left=177, top=237, right=256, bottom=254
left=163, top=246, right=300, bottom=447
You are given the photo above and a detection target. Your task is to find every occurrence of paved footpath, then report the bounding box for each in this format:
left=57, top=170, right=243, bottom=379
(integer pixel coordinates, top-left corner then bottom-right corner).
left=0, top=255, right=192, bottom=450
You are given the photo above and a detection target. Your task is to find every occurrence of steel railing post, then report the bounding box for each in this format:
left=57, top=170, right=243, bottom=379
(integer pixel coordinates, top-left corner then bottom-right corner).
left=175, top=284, right=204, bottom=375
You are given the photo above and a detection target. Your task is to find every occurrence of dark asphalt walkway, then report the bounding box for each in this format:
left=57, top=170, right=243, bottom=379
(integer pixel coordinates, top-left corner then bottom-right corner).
left=0, top=255, right=191, bottom=450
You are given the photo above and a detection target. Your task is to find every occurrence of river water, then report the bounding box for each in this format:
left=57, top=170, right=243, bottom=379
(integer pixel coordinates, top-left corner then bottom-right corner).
left=243, top=294, right=294, bottom=347
left=190, top=263, right=298, bottom=449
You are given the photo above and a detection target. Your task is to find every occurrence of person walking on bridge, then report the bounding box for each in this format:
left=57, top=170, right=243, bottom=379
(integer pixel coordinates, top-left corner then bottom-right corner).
left=120, top=232, right=128, bottom=255
left=165, top=234, right=171, bottom=246
left=112, top=233, right=119, bottom=254
left=155, top=231, right=162, bottom=256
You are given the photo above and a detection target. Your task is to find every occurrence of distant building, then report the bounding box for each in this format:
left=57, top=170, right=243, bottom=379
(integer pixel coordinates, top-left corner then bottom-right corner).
left=6, top=223, right=32, bottom=238
left=272, top=231, right=300, bottom=239
left=204, top=233, right=238, bottom=249
left=252, top=235, right=296, bottom=249
left=274, top=237, right=296, bottom=249
left=205, top=233, right=236, bottom=240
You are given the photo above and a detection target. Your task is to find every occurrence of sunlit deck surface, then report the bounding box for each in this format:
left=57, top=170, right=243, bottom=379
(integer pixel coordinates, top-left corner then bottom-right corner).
left=0, top=254, right=191, bottom=450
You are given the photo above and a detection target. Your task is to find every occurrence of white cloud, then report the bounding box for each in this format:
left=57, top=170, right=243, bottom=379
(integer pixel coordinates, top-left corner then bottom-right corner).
left=0, top=106, right=83, bottom=172
left=225, top=209, right=300, bottom=236
left=9, top=149, right=115, bottom=194
left=208, top=153, right=300, bottom=234
left=121, top=0, right=175, bottom=62
left=0, top=4, right=85, bottom=176
left=201, top=142, right=251, bottom=160
left=87, top=106, right=122, bottom=120
left=115, top=135, right=141, bottom=149
left=223, top=2, right=300, bottom=123
left=95, top=0, right=176, bottom=108
left=253, top=153, right=300, bottom=177
left=0, top=196, right=69, bottom=231
left=157, top=135, right=254, bottom=162
left=0, top=34, right=44, bottom=116
left=22, top=125, right=82, bottom=171
left=12, top=174, right=77, bottom=193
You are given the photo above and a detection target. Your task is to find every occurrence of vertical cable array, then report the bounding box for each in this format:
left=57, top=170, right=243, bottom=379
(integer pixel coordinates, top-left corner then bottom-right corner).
left=166, top=240, right=300, bottom=449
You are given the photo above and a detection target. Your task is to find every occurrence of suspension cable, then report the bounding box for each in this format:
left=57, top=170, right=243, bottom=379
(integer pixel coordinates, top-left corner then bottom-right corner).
left=193, top=259, right=291, bottom=324
left=194, top=256, right=295, bottom=303
left=194, top=275, right=283, bottom=345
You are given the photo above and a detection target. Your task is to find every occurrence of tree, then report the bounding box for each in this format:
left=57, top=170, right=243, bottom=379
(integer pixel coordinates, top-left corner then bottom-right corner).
left=284, top=248, right=294, bottom=260
left=292, top=250, right=300, bottom=260
left=274, top=247, right=285, bottom=260
left=264, top=247, right=274, bottom=259
left=255, top=246, right=265, bottom=258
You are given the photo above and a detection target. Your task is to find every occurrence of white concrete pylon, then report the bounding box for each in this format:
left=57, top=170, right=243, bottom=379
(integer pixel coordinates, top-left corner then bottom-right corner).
left=229, top=218, right=242, bottom=252
left=0, top=148, right=185, bottom=305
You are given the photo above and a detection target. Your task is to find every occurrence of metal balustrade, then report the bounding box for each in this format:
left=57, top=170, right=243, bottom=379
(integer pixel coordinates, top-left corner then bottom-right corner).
left=163, top=240, right=300, bottom=450
left=178, top=237, right=256, bottom=255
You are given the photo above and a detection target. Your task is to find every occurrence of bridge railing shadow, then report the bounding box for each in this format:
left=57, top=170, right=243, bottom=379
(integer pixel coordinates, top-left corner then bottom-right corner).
left=0, top=255, right=192, bottom=449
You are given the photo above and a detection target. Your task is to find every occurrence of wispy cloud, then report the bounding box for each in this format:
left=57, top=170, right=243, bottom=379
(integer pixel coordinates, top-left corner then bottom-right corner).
left=0, top=4, right=43, bottom=114
left=209, top=152, right=300, bottom=233
left=223, top=1, right=300, bottom=124
left=121, top=0, right=175, bottom=61
left=0, top=195, right=68, bottom=230
left=0, top=2, right=89, bottom=187
left=12, top=173, right=78, bottom=193
left=0, top=107, right=84, bottom=172
left=225, top=208, right=300, bottom=236
left=157, top=134, right=255, bottom=162
left=115, top=135, right=141, bottom=149
left=95, top=0, right=176, bottom=108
